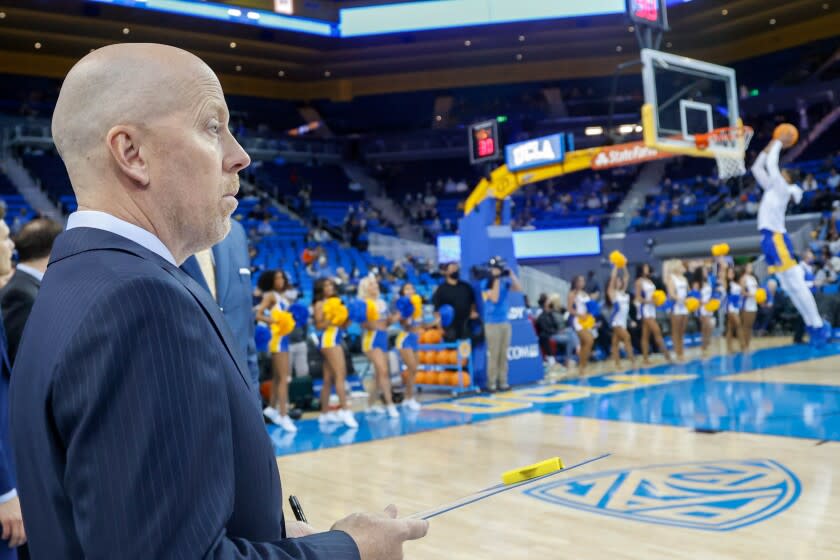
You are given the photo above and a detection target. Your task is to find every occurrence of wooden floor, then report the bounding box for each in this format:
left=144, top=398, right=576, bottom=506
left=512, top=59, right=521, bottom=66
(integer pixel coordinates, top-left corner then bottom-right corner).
left=275, top=340, right=840, bottom=559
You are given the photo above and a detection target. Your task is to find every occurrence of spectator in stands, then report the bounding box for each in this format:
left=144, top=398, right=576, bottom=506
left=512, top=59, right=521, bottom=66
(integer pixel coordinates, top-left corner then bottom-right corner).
left=584, top=270, right=600, bottom=298
left=755, top=278, right=778, bottom=336
left=802, top=173, right=819, bottom=192
left=9, top=209, right=28, bottom=237
left=257, top=216, right=274, bottom=236
left=1, top=218, right=62, bottom=363
left=815, top=257, right=838, bottom=287
left=827, top=168, right=840, bottom=190
left=432, top=261, right=478, bottom=343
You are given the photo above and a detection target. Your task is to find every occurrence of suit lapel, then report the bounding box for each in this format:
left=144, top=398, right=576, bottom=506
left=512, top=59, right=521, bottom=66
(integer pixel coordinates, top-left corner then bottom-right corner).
left=51, top=228, right=252, bottom=389
left=162, top=265, right=252, bottom=389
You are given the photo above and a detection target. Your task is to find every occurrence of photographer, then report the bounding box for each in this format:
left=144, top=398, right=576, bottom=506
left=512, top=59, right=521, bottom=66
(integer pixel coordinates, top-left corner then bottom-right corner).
left=480, top=258, right=522, bottom=392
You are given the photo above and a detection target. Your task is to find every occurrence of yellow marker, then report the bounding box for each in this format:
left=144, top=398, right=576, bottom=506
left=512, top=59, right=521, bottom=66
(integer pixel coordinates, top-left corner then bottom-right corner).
left=502, top=457, right=565, bottom=485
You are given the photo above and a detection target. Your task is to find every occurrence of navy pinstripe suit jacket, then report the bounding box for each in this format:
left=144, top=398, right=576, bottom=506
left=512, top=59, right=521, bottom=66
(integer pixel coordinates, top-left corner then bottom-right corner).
left=9, top=228, right=359, bottom=560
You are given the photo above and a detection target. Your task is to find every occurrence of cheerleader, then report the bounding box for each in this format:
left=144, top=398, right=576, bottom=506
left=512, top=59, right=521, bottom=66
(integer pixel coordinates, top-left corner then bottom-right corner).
left=665, top=260, right=690, bottom=362
left=692, top=265, right=716, bottom=357
left=740, top=261, right=759, bottom=350
left=358, top=275, right=399, bottom=418
left=395, top=283, right=422, bottom=412
left=254, top=270, right=297, bottom=432
left=721, top=262, right=746, bottom=353
left=313, top=278, right=358, bottom=428
left=568, top=275, right=595, bottom=376
left=607, top=266, right=636, bottom=369
left=634, top=263, right=672, bottom=365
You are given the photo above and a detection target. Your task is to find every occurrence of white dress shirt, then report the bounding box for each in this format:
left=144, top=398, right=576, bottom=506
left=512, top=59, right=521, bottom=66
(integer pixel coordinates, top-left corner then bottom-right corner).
left=66, top=211, right=177, bottom=265
left=15, top=263, right=44, bottom=283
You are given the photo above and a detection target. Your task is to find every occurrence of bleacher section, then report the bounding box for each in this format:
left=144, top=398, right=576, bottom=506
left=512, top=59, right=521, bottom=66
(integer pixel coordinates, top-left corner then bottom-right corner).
left=19, top=151, right=74, bottom=210
left=254, top=162, right=358, bottom=201
left=0, top=169, right=36, bottom=232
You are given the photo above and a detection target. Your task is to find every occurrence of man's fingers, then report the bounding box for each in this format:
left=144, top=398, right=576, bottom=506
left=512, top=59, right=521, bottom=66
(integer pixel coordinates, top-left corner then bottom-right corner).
left=384, top=504, right=398, bottom=519
left=1, top=519, right=9, bottom=541
left=401, top=519, right=430, bottom=541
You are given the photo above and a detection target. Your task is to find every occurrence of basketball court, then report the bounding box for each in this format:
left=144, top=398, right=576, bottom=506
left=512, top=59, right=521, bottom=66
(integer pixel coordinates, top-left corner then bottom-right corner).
left=274, top=339, right=840, bottom=559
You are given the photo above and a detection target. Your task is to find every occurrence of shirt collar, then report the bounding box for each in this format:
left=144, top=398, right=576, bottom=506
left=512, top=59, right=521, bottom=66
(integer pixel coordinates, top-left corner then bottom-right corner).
left=15, top=263, right=44, bottom=282
left=66, top=211, right=177, bottom=265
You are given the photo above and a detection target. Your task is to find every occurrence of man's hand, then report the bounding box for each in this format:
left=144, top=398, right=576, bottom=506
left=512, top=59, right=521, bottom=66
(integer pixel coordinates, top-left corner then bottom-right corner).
left=286, top=520, right=318, bottom=538
left=0, top=496, right=26, bottom=548
left=332, top=505, right=429, bottom=560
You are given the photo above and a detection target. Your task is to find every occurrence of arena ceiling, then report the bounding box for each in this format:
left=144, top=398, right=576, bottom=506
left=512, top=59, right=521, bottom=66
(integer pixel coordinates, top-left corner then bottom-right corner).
left=0, top=0, right=836, bottom=101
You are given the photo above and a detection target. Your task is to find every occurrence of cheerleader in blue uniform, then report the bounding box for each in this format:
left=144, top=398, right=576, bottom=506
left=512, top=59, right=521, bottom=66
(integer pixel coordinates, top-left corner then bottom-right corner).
left=358, top=275, right=398, bottom=418
left=254, top=270, right=297, bottom=432
left=394, top=283, right=423, bottom=412
left=721, top=261, right=746, bottom=353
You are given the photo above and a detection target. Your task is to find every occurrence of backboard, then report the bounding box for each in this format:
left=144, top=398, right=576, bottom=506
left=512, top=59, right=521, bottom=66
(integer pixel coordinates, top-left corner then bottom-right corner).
left=641, top=48, right=741, bottom=159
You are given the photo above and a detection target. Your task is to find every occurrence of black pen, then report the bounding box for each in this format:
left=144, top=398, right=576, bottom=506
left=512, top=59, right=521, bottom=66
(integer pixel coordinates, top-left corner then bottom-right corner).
left=289, top=495, right=308, bottom=524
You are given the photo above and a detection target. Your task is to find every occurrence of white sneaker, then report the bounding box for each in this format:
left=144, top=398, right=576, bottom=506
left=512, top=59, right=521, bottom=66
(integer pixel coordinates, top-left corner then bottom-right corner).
left=386, top=404, right=400, bottom=418
left=263, top=406, right=282, bottom=426
left=318, top=411, right=340, bottom=425
left=366, top=404, right=386, bottom=415
left=403, top=398, right=422, bottom=412
left=339, top=408, right=359, bottom=429
left=278, top=415, right=298, bottom=433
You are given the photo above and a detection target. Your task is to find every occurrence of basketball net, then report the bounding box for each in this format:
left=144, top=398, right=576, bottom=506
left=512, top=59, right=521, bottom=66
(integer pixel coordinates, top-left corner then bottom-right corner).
left=695, top=126, right=754, bottom=180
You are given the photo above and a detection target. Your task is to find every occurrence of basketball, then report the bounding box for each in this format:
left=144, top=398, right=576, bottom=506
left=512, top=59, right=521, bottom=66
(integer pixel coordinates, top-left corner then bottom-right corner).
left=773, top=123, right=799, bottom=148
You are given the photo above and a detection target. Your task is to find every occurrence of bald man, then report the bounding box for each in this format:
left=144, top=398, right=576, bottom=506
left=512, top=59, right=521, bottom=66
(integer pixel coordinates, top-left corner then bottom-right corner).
left=9, top=44, right=427, bottom=560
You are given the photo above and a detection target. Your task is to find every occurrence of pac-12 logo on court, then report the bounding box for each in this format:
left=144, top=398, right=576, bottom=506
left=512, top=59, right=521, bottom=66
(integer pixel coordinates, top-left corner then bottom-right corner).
left=524, top=459, right=800, bottom=531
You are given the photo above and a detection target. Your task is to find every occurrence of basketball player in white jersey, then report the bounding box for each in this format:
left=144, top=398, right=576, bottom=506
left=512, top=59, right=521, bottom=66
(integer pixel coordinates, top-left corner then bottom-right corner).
left=752, top=133, right=830, bottom=347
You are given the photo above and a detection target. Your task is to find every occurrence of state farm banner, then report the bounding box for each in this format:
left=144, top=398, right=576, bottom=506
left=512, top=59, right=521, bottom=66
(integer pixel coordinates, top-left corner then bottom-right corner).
left=591, top=141, right=673, bottom=170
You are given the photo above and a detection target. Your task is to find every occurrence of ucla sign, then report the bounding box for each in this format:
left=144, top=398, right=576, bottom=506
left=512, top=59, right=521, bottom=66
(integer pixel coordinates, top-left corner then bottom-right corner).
left=525, top=459, right=800, bottom=532
left=505, top=133, right=571, bottom=172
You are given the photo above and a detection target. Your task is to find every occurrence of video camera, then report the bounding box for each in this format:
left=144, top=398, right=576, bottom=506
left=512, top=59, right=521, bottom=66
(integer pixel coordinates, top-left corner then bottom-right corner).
left=471, top=256, right=510, bottom=281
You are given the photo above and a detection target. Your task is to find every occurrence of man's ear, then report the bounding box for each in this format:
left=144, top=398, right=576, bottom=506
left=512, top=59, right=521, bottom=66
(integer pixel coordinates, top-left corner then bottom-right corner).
left=106, top=125, right=150, bottom=186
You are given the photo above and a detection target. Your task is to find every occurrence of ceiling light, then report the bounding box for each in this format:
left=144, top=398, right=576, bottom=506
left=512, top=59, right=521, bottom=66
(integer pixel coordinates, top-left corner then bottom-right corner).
left=464, top=40, right=471, bottom=47
left=122, top=27, right=130, bottom=35
left=229, top=41, right=237, bottom=49
left=435, top=115, right=442, bottom=122
left=769, top=18, right=776, bottom=25
left=516, top=53, right=523, bottom=61
left=518, top=35, right=525, bottom=42
left=324, top=70, right=331, bottom=77
left=635, top=125, right=643, bottom=133
left=721, top=9, right=728, bottom=15
left=246, top=11, right=260, bottom=20
left=618, top=124, right=636, bottom=134
left=277, top=70, right=285, bottom=77
left=235, top=65, right=242, bottom=72
left=628, top=26, right=634, bottom=32
left=0, top=12, right=6, bottom=19
left=616, top=45, right=623, bottom=52
left=227, top=8, right=242, bottom=16
left=34, top=42, right=41, bottom=49
left=585, top=126, right=603, bottom=136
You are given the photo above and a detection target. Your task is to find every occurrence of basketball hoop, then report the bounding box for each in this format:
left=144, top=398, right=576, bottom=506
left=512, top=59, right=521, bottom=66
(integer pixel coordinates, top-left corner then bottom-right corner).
left=695, top=125, right=754, bottom=180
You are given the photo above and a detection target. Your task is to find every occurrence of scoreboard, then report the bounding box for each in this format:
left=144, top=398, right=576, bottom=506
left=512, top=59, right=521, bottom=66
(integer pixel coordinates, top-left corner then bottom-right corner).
left=626, top=0, right=669, bottom=31
left=468, top=120, right=501, bottom=164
